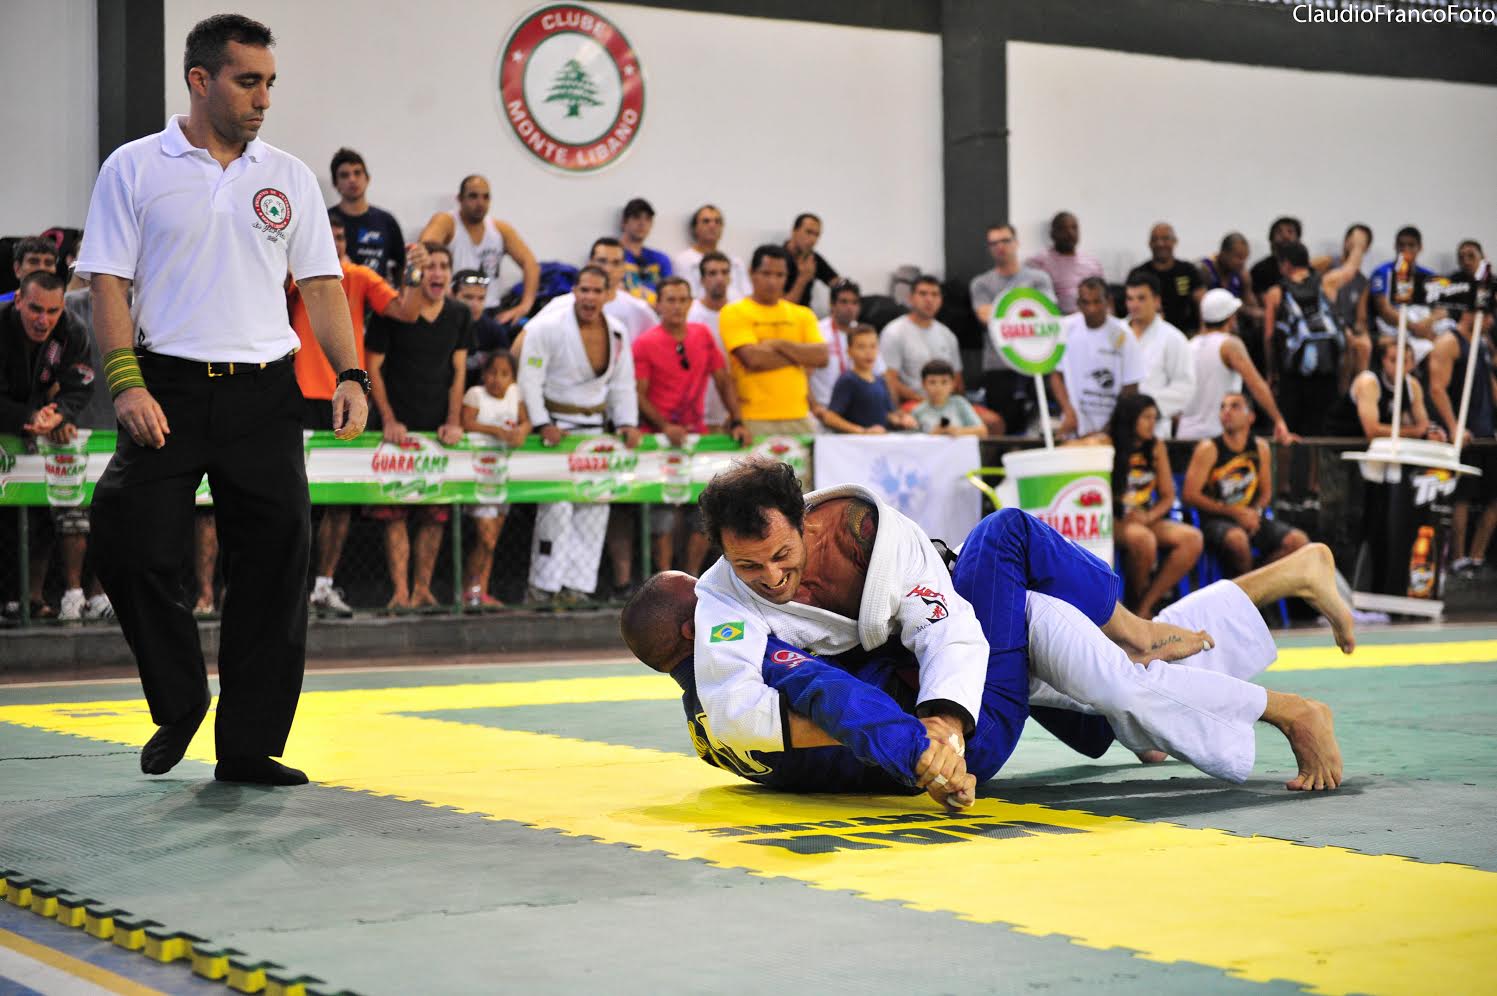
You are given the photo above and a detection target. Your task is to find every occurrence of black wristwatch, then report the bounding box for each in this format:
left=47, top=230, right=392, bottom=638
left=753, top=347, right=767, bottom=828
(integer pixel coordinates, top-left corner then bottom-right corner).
left=338, top=368, right=372, bottom=395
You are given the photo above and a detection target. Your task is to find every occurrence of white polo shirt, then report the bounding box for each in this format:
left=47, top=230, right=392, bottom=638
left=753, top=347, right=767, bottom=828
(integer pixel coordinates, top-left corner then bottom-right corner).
left=76, top=115, right=341, bottom=363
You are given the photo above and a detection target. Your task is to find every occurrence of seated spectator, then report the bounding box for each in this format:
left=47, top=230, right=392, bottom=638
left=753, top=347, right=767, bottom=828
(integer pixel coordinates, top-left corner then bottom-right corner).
left=1183, top=392, right=1308, bottom=576
left=810, top=280, right=885, bottom=426
left=1324, top=338, right=1441, bottom=441
left=290, top=219, right=425, bottom=617
left=327, top=147, right=406, bottom=286
left=1428, top=274, right=1497, bottom=575
left=1050, top=277, right=1144, bottom=438
left=527, top=237, right=657, bottom=343
left=1249, top=216, right=1303, bottom=299
left=880, top=275, right=963, bottom=405
left=782, top=213, right=839, bottom=309
left=1200, top=232, right=1260, bottom=332
left=460, top=351, right=530, bottom=610
left=719, top=244, right=828, bottom=440
left=1431, top=275, right=1497, bottom=575
left=1177, top=289, right=1296, bottom=445
left=0, top=271, right=95, bottom=620
left=0, top=236, right=60, bottom=305
left=674, top=205, right=751, bottom=301
left=970, top=222, right=1053, bottom=435
left=1079, top=393, right=1202, bottom=619
left=452, top=269, right=513, bottom=385
left=820, top=327, right=916, bottom=434
left=419, top=174, right=539, bottom=324
left=365, top=244, right=473, bottom=611
left=1123, top=271, right=1194, bottom=438
left=618, top=197, right=672, bottom=303
left=1362, top=225, right=1448, bottom=366
left=634, top=277, right=751, bottom=575
left=1127, top=223, right=1203, bottom=332
left=912, top=359, right=985, bottom=437
left=1025, top=211, right=1103, bottom=314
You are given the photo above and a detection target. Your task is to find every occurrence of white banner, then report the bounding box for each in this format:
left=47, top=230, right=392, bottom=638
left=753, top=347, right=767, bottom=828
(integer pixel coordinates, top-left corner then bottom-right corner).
left=813, top=434, right=982, bottom=544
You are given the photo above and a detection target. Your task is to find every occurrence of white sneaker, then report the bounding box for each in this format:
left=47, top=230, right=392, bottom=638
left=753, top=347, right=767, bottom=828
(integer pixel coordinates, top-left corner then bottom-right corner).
left=310, top=584, right=354, bottom=617
left=59, top=588, right=86, bottom=621
left=84, top=594, right=115, bottom=620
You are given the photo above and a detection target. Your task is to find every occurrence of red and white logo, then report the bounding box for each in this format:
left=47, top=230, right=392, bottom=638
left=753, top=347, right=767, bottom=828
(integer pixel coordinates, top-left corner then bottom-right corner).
left=906, top=585, right=949, bottom=624
left=498, top=4, right=645, bottom=174
left=770, top=648, right=811, bottom=668
left=252, top=188, right=292, bottom=230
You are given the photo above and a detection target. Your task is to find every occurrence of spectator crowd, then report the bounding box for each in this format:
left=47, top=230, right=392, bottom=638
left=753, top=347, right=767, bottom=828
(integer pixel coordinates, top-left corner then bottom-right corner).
left=3, top=148, right=1494, bottom=621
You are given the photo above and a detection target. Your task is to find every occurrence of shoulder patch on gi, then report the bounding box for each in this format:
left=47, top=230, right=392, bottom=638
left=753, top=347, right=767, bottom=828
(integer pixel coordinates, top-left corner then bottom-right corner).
left=527, top=355, right=543, bottom=367
left=709, top=621, right=745, bottom=643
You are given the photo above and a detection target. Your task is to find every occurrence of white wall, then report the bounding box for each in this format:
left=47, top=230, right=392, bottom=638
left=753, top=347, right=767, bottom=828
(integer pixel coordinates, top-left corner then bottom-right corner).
left=160, top=0, right=945, bottom=299
left=0, top=0, right=97, bottom=235
left=1007, top=41, right=1497, bottom=278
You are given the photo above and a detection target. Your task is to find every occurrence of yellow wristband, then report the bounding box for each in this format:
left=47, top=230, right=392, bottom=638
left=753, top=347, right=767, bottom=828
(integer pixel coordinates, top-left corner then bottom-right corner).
left=103, top=348, right=146, bottom=398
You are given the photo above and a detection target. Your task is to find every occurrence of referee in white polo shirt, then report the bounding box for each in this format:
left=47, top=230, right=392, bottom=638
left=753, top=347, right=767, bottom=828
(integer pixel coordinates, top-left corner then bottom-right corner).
left=75, top=14, right=370, bottom=786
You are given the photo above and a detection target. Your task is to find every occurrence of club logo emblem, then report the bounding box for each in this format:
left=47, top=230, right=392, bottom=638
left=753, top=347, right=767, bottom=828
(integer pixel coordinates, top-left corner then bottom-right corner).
left=252, top=188, right=292, bottom=231
left=498, top=4, right=645, bottom=173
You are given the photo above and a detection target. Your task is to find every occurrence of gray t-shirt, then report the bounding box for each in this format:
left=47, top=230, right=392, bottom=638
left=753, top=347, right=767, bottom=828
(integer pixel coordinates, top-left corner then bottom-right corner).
left=912, top=395, right=981, bottom=432
left=879, top=315, right=962, bottom=396
left=969, top=266, right=1056, bottom=371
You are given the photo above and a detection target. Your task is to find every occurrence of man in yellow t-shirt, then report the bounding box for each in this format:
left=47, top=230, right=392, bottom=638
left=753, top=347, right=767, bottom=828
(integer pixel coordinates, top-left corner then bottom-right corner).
left=718, top=244, right=828, bottom=438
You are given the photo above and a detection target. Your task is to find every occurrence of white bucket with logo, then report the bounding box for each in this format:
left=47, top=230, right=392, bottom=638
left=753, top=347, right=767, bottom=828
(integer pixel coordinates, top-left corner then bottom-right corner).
left=996, top=445, right=1115, bottom=565
left=473, top=445, right=511, bottom=504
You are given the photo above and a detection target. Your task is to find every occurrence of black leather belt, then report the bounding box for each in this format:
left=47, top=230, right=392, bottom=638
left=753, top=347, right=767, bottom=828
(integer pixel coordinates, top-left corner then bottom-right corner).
left=138, top=349, right=294, bottom=378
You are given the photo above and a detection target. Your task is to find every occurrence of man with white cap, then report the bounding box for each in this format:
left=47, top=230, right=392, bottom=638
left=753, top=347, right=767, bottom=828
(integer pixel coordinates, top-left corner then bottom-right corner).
left=1178, top=288, right=1295, bottom=444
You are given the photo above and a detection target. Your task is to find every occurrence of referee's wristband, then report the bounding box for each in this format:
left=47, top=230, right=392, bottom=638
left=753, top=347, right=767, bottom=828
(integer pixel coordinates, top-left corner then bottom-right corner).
left=103, top=348, right=146, bottom=398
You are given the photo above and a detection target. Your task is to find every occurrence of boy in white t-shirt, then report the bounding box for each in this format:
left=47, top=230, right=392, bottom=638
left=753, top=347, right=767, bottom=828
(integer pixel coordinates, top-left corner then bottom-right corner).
left=459, top=352, right=530, bottom=609
left=911, top=359, right=986, bottom=437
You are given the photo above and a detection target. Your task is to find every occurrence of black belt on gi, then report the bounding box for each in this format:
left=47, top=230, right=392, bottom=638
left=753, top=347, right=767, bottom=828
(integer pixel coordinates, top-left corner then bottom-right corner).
left=137, top=349, right=295, bottom=378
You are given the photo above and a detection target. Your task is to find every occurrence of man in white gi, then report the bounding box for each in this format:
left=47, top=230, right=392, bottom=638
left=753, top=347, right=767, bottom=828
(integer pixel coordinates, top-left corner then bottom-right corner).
left=516, top=265, right=640, bottom=606
left=682, top=459, right=1349, bottom=804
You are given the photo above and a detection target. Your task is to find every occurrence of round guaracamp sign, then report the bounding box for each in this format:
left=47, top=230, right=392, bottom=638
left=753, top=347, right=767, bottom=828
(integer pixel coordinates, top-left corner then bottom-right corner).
left=498, top=4, right=644, bottom=173
left=988, top=287, right=1065, bottom=375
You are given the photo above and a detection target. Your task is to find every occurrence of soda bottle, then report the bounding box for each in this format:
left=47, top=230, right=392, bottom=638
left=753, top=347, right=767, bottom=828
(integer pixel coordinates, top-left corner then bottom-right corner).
left=1407, top=525, right=1436, bottom=598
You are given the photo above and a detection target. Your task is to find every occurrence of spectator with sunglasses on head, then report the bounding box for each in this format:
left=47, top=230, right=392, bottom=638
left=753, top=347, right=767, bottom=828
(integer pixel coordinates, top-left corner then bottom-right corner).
left=634, top=276, right=750, bottom=573
left=451, top=269, right=512, bottom=386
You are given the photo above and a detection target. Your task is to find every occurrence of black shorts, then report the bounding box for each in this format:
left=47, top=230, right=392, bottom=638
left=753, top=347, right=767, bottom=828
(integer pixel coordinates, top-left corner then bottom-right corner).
left=1455, top=445, right=1497, bottom=504
left=303, top=398, right=335, bottom=431
left=1201, top=513, right=1296, bottom=560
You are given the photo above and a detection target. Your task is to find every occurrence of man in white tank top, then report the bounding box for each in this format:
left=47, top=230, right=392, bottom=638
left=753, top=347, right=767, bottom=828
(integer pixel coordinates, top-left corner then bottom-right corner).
left=419, top=174, right=539, bottom=323
left=1177, top=289, right=1295, bottom=443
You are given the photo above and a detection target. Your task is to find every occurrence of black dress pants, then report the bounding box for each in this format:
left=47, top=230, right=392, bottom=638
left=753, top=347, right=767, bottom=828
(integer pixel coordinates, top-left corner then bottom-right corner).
left=91, top=354, right=310, bottom=758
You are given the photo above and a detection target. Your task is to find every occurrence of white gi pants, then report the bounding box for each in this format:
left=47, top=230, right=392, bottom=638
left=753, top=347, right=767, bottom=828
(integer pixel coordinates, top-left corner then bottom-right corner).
left=529, top=502, right=609, bottom=594
left=1026, top=581, right=1275, bottom=783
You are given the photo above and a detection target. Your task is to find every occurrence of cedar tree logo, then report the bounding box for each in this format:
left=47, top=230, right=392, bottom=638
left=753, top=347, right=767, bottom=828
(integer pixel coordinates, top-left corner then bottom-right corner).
left=498, top=4, right=645, bottom=173
left=252, top=188, right=292, bottom=231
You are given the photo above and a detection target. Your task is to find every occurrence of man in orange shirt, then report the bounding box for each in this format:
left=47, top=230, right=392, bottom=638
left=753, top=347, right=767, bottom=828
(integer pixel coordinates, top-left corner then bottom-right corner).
left=287, top=217, right=424, bottom=615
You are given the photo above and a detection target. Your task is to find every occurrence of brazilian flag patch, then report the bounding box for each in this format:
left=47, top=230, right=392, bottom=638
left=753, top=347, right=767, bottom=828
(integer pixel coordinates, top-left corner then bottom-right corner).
left=709, top=621, right=745, bottom=643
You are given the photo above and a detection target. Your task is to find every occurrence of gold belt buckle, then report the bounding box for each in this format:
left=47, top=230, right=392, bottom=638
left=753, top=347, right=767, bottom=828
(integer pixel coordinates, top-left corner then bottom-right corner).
left=206, top=361, right=236, bottom=377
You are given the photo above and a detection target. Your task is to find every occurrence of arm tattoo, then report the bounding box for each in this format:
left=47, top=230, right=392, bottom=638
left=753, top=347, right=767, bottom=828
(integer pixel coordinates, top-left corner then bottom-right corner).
left=844, top=499, right=878, bottom=566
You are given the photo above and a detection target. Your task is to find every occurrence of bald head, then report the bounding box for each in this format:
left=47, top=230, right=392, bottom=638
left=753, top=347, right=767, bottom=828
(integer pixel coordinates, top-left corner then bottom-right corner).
left=619, top=571, right=699, bottom=672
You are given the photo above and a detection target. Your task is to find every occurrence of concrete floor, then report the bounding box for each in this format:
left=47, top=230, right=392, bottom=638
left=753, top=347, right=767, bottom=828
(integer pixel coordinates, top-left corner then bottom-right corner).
left=1, top=623, right=1495, bottom=995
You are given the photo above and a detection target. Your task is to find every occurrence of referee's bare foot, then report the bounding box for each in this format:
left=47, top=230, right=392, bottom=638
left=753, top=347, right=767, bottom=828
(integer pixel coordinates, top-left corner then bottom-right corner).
left=214, top=757, right=308, bottom=786
left=1298, top=543, right=1356, bottom=654
left=1263, top=691, right=1342, bottom=791
left=141, top=702, right=208, bottom=775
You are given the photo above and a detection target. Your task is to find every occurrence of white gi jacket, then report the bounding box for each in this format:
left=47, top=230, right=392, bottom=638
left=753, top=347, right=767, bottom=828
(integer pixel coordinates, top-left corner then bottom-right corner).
left=692, top=484, right=989, bottom=753
left=517, top=305, right=638, bottom=431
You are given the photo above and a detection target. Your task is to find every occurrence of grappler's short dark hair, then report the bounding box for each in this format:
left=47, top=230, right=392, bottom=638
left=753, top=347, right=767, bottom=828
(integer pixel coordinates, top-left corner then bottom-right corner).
left=699, top=457, right=805, bottom=548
